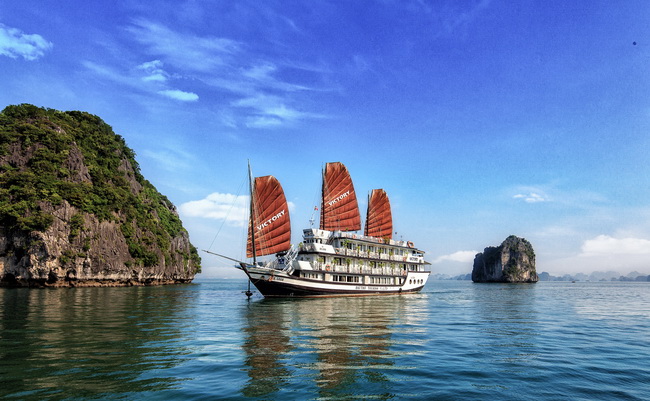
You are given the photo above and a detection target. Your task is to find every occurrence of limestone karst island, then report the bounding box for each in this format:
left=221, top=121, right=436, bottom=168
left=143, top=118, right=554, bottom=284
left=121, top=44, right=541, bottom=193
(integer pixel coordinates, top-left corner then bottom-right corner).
left=472, top=235, right=538, bottom=283
left=0, top=104, right=201, bottom=287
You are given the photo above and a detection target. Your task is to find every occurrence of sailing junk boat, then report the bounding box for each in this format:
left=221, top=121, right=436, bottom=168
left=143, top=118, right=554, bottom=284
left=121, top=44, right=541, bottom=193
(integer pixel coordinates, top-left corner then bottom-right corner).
left=231, top=162, right=430, bottom=297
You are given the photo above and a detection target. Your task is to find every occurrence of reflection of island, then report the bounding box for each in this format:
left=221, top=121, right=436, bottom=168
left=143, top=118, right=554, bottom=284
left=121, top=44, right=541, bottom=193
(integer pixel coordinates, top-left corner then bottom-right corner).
left=240, top=295, right=428, bottom=399
left=472, top=284, right=540, bottom=366
left=0, top=286, right=196, bottom=398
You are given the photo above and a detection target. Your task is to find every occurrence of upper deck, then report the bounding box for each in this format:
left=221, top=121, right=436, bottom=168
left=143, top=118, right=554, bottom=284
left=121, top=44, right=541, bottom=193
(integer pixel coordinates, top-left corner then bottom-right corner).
left=300, top=228, right=426, bottom=265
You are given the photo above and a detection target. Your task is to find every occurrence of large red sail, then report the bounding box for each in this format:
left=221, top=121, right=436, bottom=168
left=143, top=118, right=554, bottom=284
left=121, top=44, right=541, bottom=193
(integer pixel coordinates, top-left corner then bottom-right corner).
left=320, top=162, right=361, bottom=231
left=247, top=175, right=291, bottom=257
left=364, top=189, right=393, bottom=239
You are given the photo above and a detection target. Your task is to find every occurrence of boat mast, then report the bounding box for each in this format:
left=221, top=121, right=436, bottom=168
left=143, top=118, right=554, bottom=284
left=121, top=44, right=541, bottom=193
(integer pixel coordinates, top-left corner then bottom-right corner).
left=319, top=164, right=325, bottom=230
left=248, top=160, right=257, bottom=266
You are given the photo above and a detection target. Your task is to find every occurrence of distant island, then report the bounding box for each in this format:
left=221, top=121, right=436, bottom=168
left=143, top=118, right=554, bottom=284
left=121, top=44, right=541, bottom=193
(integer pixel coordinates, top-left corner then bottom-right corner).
left=471, top=235, right=538, bottom=283
left=433, top=271, right=650, bottom=282
left=0, top=104, right=201, bottom=287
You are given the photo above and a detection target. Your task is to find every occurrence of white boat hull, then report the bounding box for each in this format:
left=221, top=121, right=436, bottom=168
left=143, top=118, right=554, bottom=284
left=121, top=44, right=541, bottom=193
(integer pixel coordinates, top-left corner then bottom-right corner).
left=245, top=267, right=430, bottom=297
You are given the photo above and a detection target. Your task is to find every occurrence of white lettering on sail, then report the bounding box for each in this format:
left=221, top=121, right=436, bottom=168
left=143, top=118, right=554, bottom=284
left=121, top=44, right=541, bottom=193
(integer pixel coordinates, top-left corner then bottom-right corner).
left=328, top=190, right=350, bottom=207
left=257, top=209, right=286, bottom=231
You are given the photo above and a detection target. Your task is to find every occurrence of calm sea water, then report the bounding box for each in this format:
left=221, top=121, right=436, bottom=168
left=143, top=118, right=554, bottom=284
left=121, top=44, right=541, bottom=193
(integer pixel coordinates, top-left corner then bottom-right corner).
left=1, top=279, right=649, bottom=400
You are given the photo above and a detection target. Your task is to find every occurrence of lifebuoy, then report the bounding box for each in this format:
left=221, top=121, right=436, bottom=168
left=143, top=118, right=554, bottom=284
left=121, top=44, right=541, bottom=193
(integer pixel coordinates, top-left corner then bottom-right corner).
left=407, top=241, right=414, bottom=248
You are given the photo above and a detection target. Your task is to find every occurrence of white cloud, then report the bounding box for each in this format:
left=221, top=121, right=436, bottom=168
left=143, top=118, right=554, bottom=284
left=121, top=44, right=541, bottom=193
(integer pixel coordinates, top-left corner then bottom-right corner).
left=513, top=192, right=547, bottom=203
left=580, top=235, right=650, bottom=256
left=179, top=192, right=296, bottom=226
left=0, top=23, right=53, bottom=60
left=158, top=89, right=199, bottom=101
left=179, top=192, right=249, bottom=225
left=432, top=250, right=478, bottom=264
left=137, top=59, right=168, bottom=82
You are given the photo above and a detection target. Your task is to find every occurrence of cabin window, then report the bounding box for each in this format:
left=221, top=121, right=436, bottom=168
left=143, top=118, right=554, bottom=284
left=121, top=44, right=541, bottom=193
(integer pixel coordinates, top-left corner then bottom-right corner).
left=370, top=276, right=394, bottom=285
left=332, top=275, right=359, bottom=283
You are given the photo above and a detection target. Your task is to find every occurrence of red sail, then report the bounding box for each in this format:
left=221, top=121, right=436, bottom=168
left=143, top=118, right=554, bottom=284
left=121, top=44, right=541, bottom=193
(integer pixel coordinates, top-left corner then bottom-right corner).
left=247, top=175, right=291, bottom=257
left=320, top=162, right=361, bottom=231
left=364, top=189, right=393, bottom=239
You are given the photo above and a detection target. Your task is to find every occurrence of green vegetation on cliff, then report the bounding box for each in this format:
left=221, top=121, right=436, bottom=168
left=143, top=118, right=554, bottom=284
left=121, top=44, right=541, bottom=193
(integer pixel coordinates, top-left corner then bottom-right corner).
left=0, top=104, right=200, bottom=271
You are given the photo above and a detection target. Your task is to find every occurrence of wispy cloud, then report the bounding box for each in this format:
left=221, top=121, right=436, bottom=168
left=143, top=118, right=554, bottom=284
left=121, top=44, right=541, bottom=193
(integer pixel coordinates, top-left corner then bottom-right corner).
left=83, top=60, right=133, bottom=85
left=124, top=19, right=326, bottom=128
left=158, top=89, right=199, bottom=101
left=432, top=250, right=478, bottom=264
left=142, top=146, right=195, bottom=171
left=511, top=184, right=610, bottom=208
left=84, top=59, right=198, bottom=102
left=0, top=23, right=53, bottom=60
left=127, top=19, right=240, bottom=73
left=233, top=94, right=325, bottom=128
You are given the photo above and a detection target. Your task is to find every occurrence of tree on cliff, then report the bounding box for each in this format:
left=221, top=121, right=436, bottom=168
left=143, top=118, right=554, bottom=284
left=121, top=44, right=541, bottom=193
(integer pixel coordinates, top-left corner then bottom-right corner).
left=0, top=104, right=201, bottom=287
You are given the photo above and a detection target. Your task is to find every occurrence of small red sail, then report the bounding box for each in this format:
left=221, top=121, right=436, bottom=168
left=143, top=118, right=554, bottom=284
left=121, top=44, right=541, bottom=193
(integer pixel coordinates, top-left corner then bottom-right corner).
left=247, top=175, right=291, bottom=257
left=320, top=162, right=361, bottom=232
left=364, top=189, right=393, bottom=239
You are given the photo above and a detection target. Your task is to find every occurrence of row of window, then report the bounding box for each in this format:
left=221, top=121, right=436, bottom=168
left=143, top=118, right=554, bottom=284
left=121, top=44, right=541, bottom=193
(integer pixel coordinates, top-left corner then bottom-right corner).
left=322, top=257, right=417, bottom=271
left=341, top=242, right=409, bottom=255
left=370, top=277, right=396, bottom=285
left=301, top=272, right=404, bottom=286
left=332, top=275, right=361, bottom=283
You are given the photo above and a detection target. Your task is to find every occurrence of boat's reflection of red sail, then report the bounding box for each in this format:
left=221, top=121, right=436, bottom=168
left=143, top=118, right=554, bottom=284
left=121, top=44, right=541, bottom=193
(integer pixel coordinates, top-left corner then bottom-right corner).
left=247, top=175, right=291, bottom=258
left=364, top=189, right=392, bottom=239
left=320, top=162, right=361, bottom=232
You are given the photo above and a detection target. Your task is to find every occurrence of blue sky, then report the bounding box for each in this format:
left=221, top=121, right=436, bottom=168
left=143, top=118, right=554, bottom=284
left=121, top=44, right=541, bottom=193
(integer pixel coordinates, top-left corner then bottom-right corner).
left=1, top=1, right=649, bottom=277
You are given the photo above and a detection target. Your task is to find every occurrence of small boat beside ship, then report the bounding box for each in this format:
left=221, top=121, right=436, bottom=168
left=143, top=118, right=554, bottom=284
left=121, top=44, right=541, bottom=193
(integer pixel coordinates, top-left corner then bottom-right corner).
left=208, top=162, right=430, bottom=297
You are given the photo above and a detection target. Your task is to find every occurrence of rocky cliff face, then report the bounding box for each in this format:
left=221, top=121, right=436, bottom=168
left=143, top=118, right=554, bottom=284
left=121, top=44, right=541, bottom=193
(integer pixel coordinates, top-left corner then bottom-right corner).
left=472, top=235, right=538, bottom=283
left=0, top=104, right=201, bottom=287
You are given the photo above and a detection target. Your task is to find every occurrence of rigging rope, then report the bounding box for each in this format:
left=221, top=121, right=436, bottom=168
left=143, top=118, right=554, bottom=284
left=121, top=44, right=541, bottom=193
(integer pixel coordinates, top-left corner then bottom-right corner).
left=207, top=173, right=247, bottom=252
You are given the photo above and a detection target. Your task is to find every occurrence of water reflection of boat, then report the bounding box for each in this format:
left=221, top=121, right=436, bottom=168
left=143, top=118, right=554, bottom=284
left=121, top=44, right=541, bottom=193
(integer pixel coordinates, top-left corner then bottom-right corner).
left=240, top=295, right=428, bottom=398
left=208, top=162, right=431, bottom=297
